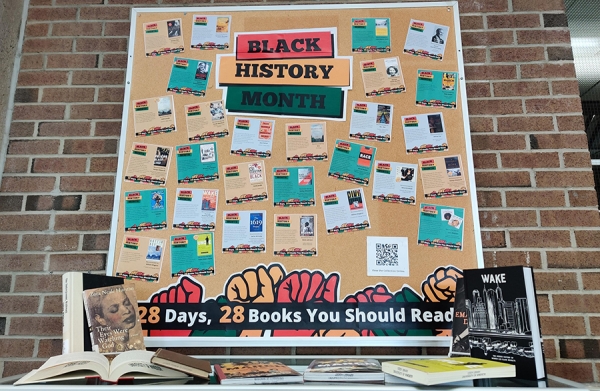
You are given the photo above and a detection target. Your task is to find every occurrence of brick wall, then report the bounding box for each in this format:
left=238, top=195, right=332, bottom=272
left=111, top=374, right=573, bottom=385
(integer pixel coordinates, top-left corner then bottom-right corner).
left=0, top=0, right=599, bottom=385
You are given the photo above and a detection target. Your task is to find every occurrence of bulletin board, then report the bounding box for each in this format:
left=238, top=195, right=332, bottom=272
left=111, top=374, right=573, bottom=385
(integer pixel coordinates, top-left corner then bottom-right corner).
left=107, top=1, right=483, bottom=347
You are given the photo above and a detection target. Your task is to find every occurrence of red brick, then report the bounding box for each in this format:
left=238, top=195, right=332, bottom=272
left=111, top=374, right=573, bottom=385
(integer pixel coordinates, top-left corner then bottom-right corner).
left=468, top=99, right=523, bottom=115
left=41, top=88, right=95, bottom=102
left=12, top=105, right=65, bottom=120
left=526, top=98, right=582, bottom=114
left=47, top=53, right=98, bottom=68
left=49, top=254, right=106, bottom=271
left=493, top=81, right=549, bottom=97
left=481, top=231, right=506, bottom=248
left=548, top=46, right=574, bottom=61
left=14, top=274, right=62, bottom=293
left=0, top=339, right=35, bottom=358
left=463, top=48, right=486, bottom=63
left=63, top=139, right=118, bottom=154
left=536, top=171, right=594, bottom=187
left=72, top=70, right=125, bottom=85
left=108, top=0, right=158, bottom=3
left=83, top=233, right=110, bottom=250
left=462, top=31, right=513, bottom=46
left=0, top=254, right=46, bottom=272
left=517, top=29, right=571, bottom=45
left=90, top=157, right=118, bottom=172
left=483, top=250, right=542, bottom=268
left=2, top=362, right=44, bottom=378
left=52, top=22, right=103, bottom=36
left=60, top=176, right=115, bottom=192
left=8, top=140, right=60, bottom=155
left=521, top=63, right=576, bottom=79
left=479, top=210, right=537, bottom=228
left=37, top=339, right=63, bottom=358
left=563, top=152, right=591, bottom=168
left=23, top=38, right=73, bottom=53
left=505, top=190, right=565, bottom=207
left=557, top=115, right=585, bottom=131
left=10, top=122, right=35, bottom=137
left=475, top=171, right=531, bottom=187
left=18, top=71, right=68, bottom=86
left=0, top=177, right=56, bottom=193
left=20, top=54, right=44, bottom=69
left=466, top=83, right=491, bottom=98
left=15, top=88, right=39, bottom=103
left=26, top=23, right=50, bottom=37
left=509, top=230, right=572, bottom=248
left=552, top=80, right=580, bottom=96
left=472, top=134, right=526, bottom=150
left=592, top=318, right=600, bottom=336
left=490, top=47, right=545, bottom=63
left=540, top=316, right=585, bottom=335
left=105, top=21, right=131, bottom=36
left=459, top=15, right=483, bottom=30
left=38, top=121, right=91, bottom=136
left=513, top=0, right=565, bottom=11
left=543, top=339, right=556, bottom=358
left=86, top=194, right=115, bottom=210
left=487, top=14, right=541, bottom=29
left=554, top=294, right=600, bottom=313
left=80, top=6, right=131, bottom=20
left=0, top=196, right=23, bottom=212
left=532, top=133, right=589, bottom=149
left=102, top=53, right=127, bottom=68
left=76, top=38, right=128, bottom=52
left=0, top=296, right=39, bottom=314
left=569, top=190, right=597, bottom=207
left=25, top=195, right=81, bottom=211
left=534, top=272, right=579, bottom=291
left=27, top=7, right=77, bottom=21
left=70, top=104, right=123, bottom=119
left=9, top=316, right=62, bottom=335
left=54, top=214, right=113, bottom=231
left=56, top=0, right=104, bottom=3
left=42, top=296, right=63, bottom=314
left=538, top=295, right=549, bottom=313
left=32, top=158, right=87, bottom=173
left=541, top=210, right=600, bottom=227
left=501, top=152, right=560, bottom=168
left=477, top=191, right=502, bottom=207
left=547, top=251, right=600, bottom=268
left=4, top=157, right=30, bottom=173
left=0, top=235, right=19, bottom=251
left=473, top=153, right=497, bottom=169
left=576, top=230, right=600, bottom=248
left=546, top=363, right=593, bottom=383
left=582, top=272, right=600, bottom=289
left=98, top=87, right=124, bottom=102
left=464, top=65, right=516, bottom=81
left=21, top=234, right=79, bottom=251
left=468, top=117, right=494, bottom=133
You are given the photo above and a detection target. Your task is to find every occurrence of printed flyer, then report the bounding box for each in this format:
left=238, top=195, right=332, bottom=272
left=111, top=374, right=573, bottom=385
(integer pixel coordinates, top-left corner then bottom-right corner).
left=191, top=15, right=231, bottom=50
left=167, top=57, right=212, bottom=96
left=273, top=166, right=315, bottom=207
left=222, top=211, right=267, bottom=253
left=143, top=19, right=184, bottom=56
left=419, top=155, right=468, bottom=198
left=185, top=101, right=229, bottom=142
left=172, top=188, right=218, bottom=231
left=416, top=70, right=458, bottom=109
left=417, top=204, right=464, bottom=250
left=360, top=57, right=406, bottom=97
left=171, top=233, right=215, bottom=277
left=351, top=18, right=391, bottom=52
left=124, top=143, right=172, bottom=186
left=349, top=101, right=393, bottom=142
left=285, top=122, right=328, bottom=162
left=124, top=189, right=167, bottom=232
left=223, top=160, right=268, bottom=204
left=273, top=214, right=317, bottom=256
left=321, top=188, right=371, bottom=234
left=366, top=236, right=409, bottom=277
left=230, top=118, right=274, bottom=158
left=402, top=113, right=448, bottom=153
left=115, top=236, right=164, bottom=282
left=328, top=139, right=376, bottom=186
left=372, top=161, right=417, bottom=205
left=132, top=96, right=176, bottom=137
left=175, top=142, right=219, bottom=183
left=403, top=19, right=449, bottom=61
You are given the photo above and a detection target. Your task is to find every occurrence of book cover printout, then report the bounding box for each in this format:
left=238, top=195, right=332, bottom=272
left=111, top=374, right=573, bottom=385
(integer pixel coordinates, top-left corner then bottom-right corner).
left=351, top=18, right=391, bottom=53
left=132, top=96, right=176, bottom=137
left=167, top=57, right=212, bottom=96
left=176, top=142, right=219, bottom=183
left=185, top=101, right=229, bottom=142
left=360, top=57, right=406, bottom=97
left=124, top=143, right=172, bottom=186
left=321, top=188, right=371, bottom=234
left=273, top=214, right=317, bottom=256
left=124, top=189, right=167, bottom=232
left=172, top=188, right=217, bottom=231
left=115, top=236, right=164, bottom=282
left=285, top=122, right=328, bottom=162
left=191, top=15, right=231, bottom=50
left=419, top=155, right=468, bottom=198
left=223, top=161, right=268, bottom=204
left=328, top=140, right=376, bottom=186
left=230, top=118, right=274, bottom=158
left=143, top=19, right=184, bottom=56
left=403, top=19, right=449, bottom=60
left=372, top=161, right=417, bottom=205
left=416, top=69, right=458, bottom=108
left=171, top=233, right=215, bottom=277
left=222, top=211, right=266, bottom=253
left=417, top=203, right=464, bottom=250
left=349, top=101, right=393, bottom=142
left=402, top=113, right=448, bottom=153
left=82, top=284, right=145, bottom=354
left=273, top=166, right=315, bottom=207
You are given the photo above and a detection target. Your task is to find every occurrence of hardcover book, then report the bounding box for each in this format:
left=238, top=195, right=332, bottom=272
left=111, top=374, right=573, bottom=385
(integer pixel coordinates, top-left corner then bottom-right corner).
left=463, top=266, right=546, bottom=380
left=62, top=272, right=125, bottom=354
left=303, top=358, right=384, bottom=383
left=151, top=348, right=211, bottom=379
left=214, top=361, right=303, bottom=385
left=382, top=357, right=515, bottom=385
left=82, top=284, right=145, bottom=354
left=449, top=277, right=470, bottom=356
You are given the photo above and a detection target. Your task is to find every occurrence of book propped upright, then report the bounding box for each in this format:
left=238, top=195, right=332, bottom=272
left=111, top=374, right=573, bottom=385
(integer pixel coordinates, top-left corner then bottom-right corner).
left=463, top=266, right=546, bottom=381
left=14, top=351, right=190, bottom=385
left=82, top=284, right=145, bottom=354
left=151, top=349, right=211, bottom=379
left=449, top=277, right=470, bottom=357
left=62, top=272, right=125, bottom=354
left=214, top=361, right=303, bottom=385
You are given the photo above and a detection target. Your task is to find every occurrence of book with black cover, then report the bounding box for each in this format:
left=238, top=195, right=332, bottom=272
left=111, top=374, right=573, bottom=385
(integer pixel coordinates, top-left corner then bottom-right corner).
left=303, top=358, right=384, bottom=383
left=463, top=266, right=546, bottom=380
left=449, top=277, right=470, bottom=356
left=62, top=272, right=125, bottom=354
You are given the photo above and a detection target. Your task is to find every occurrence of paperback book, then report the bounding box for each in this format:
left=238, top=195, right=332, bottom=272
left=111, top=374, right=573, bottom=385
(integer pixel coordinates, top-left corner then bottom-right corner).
left=214, top=361, right=303, bottom=385
left=303, top=358, right=384, bottom=383
left=151, top=348, right=211, bottom=379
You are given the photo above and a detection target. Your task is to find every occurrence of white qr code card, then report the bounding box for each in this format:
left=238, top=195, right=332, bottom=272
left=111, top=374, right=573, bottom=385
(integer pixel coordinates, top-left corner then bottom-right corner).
left=366, top=236, right=409, bottom=277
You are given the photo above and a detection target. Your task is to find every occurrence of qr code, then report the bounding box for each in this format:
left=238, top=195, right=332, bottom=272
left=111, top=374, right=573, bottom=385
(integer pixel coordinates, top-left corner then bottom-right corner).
left=375, top=243, right=399, bottom=266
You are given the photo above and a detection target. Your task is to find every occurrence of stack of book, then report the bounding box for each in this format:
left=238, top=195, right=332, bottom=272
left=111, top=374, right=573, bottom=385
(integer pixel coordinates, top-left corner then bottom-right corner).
left=303, top=358, right=384, bottom=383
left=214, top=361, right=303, bottom=385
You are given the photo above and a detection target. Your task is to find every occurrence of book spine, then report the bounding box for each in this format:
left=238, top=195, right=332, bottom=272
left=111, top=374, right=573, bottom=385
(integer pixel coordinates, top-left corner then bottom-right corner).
left=524, top=267, right=547, bottom=379
left=62, top=272, right=84, bottom=354
left=62, top=272, right=70, bottom=354
left=384, top=366, right=420, bottom=383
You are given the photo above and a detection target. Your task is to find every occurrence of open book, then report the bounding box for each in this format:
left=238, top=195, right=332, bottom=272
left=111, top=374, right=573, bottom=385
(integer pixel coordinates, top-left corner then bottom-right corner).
left=15, top=350, right=190, bottom=385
